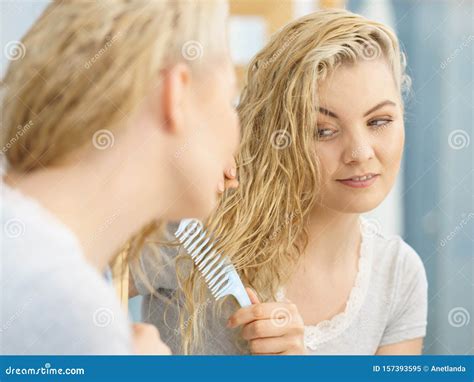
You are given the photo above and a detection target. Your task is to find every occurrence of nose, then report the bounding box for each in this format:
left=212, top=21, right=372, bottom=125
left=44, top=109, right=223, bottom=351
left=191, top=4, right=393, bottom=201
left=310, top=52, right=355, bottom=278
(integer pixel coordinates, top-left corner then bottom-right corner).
left=342, top=130, right=375, bottom=165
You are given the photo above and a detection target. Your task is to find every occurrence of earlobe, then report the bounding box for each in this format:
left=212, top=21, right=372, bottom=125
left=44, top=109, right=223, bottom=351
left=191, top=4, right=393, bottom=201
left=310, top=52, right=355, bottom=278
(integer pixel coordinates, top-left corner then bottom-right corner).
left=161, top=63, right=191, bottom=135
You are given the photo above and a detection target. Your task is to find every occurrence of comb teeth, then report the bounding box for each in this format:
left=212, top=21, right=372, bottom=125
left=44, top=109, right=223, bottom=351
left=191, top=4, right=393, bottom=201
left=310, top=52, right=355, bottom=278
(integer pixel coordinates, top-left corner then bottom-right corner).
left=175, top=219, right=232, bottom=300
left=175, top=219, right=251, bottom=307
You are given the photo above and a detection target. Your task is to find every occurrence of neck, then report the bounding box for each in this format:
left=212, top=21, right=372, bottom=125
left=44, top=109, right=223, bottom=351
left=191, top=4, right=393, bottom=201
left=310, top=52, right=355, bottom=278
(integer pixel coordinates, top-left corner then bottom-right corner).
left=304, top=204, right=361, bottom=267
left=4, top=163, right=162, bottom=272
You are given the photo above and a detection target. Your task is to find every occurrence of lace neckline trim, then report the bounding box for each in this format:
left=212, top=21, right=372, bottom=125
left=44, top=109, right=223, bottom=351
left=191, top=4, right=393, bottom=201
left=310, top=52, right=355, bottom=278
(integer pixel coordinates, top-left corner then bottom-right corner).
left=276, top=217, right=374, bottom=350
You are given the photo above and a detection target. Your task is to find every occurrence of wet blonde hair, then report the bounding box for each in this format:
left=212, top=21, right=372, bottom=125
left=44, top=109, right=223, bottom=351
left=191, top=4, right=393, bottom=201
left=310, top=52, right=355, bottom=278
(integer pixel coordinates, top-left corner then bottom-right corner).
left=177, top=8, right=411, bottom=353
left=1, top=0, right=228, bottom=172
left=1, top=0, right=229, bottom=265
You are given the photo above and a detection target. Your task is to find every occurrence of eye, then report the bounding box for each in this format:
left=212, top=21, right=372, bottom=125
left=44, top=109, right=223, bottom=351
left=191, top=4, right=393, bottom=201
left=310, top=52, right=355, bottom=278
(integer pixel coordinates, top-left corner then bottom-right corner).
left=368, top=118, right=393, bottom=129
left=316, top=128, right=337, bottom=140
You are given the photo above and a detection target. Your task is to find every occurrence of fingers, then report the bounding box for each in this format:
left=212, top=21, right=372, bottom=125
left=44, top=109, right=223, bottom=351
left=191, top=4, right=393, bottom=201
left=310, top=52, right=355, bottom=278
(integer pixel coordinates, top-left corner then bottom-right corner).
left=217, top=160, right=239, bottom=194
left=224, top=156, right=237, bottom=179
left=227, top=302, right=297, bottom=328
left=249, top=335, right=303, bottom=355
left=224, top=165, right=237, bottom=179
left=246, top=287, right=260, bottom=304
left=132, top=323, right=160, bottom=337
left=224, top=177, right=239, bottom=190
left=248, top=336, right=287, bottom=355
left=131, top=323, right=172, bottom=355
left=241, top=319, right=288, bottom=340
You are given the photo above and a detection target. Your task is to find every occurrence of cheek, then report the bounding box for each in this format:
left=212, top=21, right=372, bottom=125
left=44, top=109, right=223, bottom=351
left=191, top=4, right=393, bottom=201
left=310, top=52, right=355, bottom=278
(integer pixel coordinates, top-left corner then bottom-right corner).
left=315, top=144, right=341, bottom=179
left=377, top=124, right=404, bottom=171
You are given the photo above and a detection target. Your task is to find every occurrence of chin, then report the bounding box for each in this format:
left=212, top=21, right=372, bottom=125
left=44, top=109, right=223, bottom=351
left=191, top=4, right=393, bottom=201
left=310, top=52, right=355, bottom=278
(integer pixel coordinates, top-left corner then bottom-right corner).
left=326, top=192, right=386, bottom=214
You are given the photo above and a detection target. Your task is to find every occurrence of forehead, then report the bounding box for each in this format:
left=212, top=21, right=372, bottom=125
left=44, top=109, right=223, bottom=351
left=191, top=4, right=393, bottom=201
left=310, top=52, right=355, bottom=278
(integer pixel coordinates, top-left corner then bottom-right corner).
left=317, top=59, right=400, bottom=113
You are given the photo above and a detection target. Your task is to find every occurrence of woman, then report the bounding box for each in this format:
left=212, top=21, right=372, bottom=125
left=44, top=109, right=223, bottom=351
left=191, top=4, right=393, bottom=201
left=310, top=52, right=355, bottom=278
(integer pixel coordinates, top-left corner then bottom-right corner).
left=133, top=9, right=428, bottom=355
left=1, top=0, right=239, bottom=354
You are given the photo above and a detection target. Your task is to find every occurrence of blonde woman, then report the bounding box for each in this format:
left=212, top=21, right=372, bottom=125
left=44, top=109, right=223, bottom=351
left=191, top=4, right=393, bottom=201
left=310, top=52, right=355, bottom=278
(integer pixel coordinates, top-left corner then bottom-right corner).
left=133, top=9, right=427, bottom=356
left=1, top=0, right=239, bottom=354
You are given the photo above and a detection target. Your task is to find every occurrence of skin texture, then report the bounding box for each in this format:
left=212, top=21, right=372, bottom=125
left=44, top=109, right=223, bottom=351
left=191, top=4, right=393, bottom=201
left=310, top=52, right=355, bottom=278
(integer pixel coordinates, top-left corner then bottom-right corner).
left=229, top=59, right=422, bottom=355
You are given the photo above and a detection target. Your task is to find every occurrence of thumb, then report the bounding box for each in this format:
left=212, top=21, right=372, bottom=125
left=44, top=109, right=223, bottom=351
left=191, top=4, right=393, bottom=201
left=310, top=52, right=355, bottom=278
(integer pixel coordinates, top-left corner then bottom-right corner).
left=245, top=287, right=260, bottom=304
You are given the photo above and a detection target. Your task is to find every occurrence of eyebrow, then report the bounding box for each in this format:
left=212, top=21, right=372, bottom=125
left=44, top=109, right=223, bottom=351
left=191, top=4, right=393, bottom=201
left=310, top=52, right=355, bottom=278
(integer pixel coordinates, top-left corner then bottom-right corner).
left=318, top=100, right=397, bottom=119
left=363, top=100, right=397, bottom=117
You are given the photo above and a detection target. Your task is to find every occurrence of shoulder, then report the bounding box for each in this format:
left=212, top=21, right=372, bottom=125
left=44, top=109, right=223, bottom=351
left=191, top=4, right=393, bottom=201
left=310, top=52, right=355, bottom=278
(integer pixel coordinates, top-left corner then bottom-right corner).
left=55, top=263, right=132, bottom=354
left=2, top=243, right=132, bottom=354
left=363, top=220, right=426, bottom=284
left=362, top=221, right=428, bottom=312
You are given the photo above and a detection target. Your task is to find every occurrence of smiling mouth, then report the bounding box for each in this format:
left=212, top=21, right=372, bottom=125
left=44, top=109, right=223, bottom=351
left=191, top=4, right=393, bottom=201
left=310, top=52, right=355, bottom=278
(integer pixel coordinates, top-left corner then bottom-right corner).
left=338, top=173, right=378, bottom=182
left=336, top=173, right=380, bottom=188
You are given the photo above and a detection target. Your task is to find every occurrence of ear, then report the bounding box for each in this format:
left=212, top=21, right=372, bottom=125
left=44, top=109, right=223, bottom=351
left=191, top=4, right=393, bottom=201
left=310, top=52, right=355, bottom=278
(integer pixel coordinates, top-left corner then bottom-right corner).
left=160, top=63, right=192, bottom=134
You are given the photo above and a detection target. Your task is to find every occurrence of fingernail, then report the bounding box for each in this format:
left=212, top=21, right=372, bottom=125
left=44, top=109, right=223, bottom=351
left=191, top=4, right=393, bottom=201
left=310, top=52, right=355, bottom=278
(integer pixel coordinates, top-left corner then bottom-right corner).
left=230, top=167, right=236, bottom=178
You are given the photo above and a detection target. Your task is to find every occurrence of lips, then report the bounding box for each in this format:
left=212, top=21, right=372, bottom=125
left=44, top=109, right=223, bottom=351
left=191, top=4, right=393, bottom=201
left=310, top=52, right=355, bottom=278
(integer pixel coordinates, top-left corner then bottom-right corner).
left=336, top=173, right=380, bottom=188
left=339, top=173, right=378, bottom=182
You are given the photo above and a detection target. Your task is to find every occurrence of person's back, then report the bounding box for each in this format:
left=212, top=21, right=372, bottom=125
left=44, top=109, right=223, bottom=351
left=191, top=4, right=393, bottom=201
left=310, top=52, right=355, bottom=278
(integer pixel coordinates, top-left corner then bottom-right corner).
left=1, top=181, right=131, bottom=354
left=0, top=0, right=238, bottom=355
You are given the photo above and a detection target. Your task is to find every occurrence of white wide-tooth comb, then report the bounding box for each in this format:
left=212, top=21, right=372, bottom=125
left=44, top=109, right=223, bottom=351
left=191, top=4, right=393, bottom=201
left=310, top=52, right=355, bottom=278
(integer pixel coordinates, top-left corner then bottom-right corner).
left=175, top=219, right=251, bottom=307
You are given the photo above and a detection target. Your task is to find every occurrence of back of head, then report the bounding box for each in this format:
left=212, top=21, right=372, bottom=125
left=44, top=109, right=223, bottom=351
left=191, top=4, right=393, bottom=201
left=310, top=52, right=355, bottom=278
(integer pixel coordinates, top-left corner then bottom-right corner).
left=1, top=0, right=228, bottom=172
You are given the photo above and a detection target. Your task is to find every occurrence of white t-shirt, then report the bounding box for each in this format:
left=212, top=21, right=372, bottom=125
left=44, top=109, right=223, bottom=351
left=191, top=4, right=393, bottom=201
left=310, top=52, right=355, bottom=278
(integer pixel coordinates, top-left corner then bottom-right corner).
left=134, top=219, right=428, bottom=354
left=1, top=180, right=132, bottom=354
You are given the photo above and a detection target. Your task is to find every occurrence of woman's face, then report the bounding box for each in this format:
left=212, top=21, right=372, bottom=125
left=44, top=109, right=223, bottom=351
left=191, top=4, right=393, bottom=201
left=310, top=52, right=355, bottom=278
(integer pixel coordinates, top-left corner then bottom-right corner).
left=314, top=58, right=404, bottom=214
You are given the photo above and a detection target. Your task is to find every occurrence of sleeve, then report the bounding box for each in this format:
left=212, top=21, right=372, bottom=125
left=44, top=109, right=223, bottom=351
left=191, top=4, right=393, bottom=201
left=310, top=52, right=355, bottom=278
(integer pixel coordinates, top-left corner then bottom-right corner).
left=131, top=223, right=182, bottom=296
left=379, top=239, right=428, bottom=347
left=58, top=275, right=133, bottom=355
left=26, top=264, right=133, bottom=355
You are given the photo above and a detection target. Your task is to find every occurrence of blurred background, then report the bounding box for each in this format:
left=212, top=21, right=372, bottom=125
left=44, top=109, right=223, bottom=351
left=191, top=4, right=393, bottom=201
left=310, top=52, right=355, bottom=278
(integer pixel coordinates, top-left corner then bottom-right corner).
left=2, top=0, right=472, bottom=355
